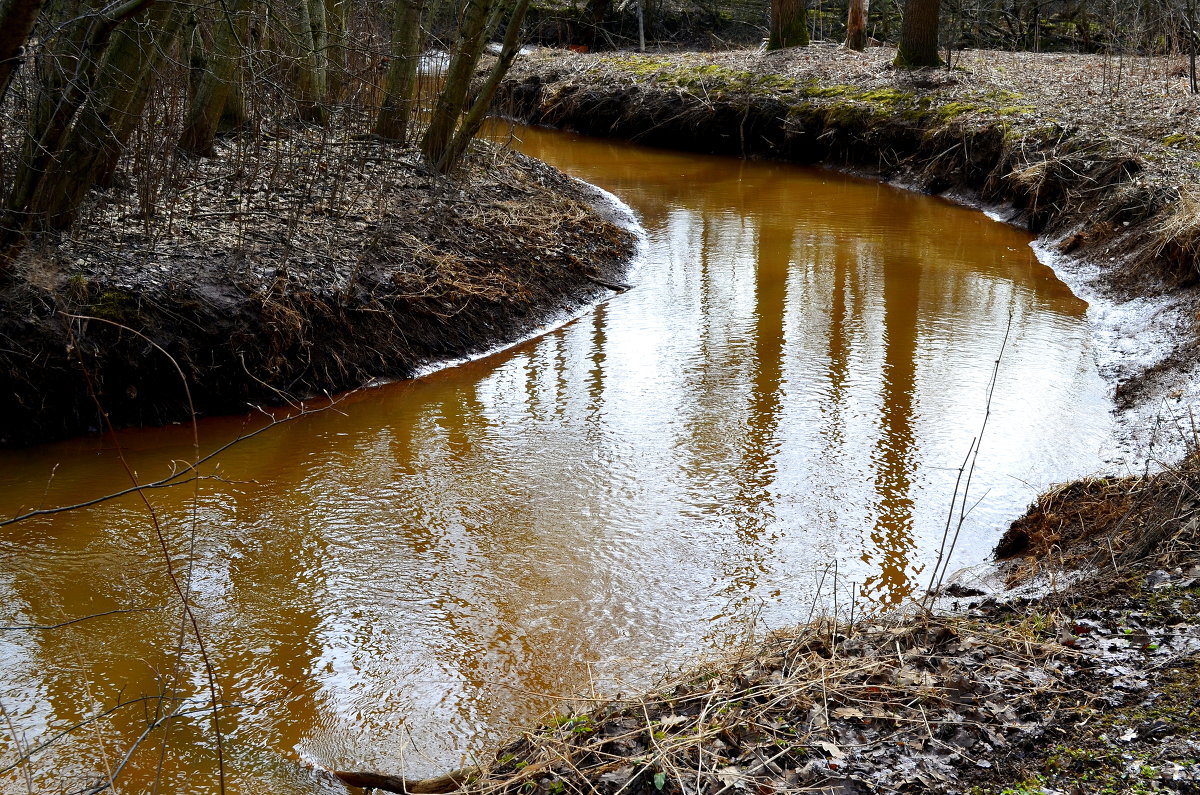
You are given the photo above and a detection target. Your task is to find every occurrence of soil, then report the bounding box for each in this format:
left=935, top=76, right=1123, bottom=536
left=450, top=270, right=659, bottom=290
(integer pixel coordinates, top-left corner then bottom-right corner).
left=0, top=134, right=637, bottom=446
left=492, top=45, right=1200, bottom=458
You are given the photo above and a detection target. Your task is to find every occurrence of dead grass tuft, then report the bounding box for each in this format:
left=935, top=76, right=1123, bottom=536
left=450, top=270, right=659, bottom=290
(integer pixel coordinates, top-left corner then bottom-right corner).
left=1153, top=188, right=1200, bottom=273
left=460, top=610, right=1093, bottom=795
left=998, top=453, right=1200, bottom=586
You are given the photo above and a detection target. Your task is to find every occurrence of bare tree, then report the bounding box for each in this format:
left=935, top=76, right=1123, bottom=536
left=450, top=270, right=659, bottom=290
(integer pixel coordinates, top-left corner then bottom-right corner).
left=0, top=0, right=48, bottom=103
left=768, top=0, right=810, bottom=48
left=290, top=0, right=330, bottom=124
left=896, top=0, right=941, bottom=66
left=846, top=0, right=869, bottom=48
left=421, top=0, right=532, bottom=172
left=0, top=0, right=162, bottom=269
left=179, top=0, right=250, bottom=156
left=375, top=0, right=425, bottom=141
left=1186, top=0, right=1199, bottom=92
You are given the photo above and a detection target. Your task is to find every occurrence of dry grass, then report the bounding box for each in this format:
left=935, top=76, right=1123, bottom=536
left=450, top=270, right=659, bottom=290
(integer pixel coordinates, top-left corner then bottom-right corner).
left=996, top=453, right=1200, bottom=587
left=463, top=610, right=1084, bottom=795
left=1154, top=188, right=1200, bottom=267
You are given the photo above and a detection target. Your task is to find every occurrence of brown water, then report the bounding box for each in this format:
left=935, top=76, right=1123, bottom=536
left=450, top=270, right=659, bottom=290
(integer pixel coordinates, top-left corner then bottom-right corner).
left=0, top=125, right=1114, bottom=793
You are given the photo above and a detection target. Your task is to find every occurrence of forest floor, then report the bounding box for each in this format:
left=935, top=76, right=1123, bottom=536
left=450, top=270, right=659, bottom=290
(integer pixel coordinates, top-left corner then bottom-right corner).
left=330, top=45, right=1200, bottom=795
left=0, top=137, right=636, bottom=445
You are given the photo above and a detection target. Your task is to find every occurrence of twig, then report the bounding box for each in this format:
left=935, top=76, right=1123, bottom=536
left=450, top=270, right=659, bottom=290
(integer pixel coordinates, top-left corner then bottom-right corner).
left=0, top=606, right=160, bottom=631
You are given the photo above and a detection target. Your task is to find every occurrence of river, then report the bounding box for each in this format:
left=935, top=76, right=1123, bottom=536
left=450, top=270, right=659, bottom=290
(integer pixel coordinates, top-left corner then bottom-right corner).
left=0, top=123, right=1115, bottom=793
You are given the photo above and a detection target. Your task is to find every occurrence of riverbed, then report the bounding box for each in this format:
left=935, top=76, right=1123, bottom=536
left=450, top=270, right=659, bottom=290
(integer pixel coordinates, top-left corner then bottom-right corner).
left=0, top=124, right=1115, bottom=793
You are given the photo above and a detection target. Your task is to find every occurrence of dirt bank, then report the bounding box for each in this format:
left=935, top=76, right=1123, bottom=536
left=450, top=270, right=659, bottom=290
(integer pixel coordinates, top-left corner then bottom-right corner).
left=494, top=45, right=1200, bottom=458
left=0, top=136, right=637, bottom=446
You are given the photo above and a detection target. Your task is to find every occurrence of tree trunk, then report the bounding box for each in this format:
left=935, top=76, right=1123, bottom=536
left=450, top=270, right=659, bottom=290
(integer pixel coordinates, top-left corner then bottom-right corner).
left=438, top=0, right=532, bottom=169
left=179, top=0, right=249, bottom=156
left=419, top=0, right=494, bottom=169
left=27, top=1, right=181, bottom=230
left=580, top=0, right=610, bottom=49
left=895, top=0, right=941, bottom=67
left=0, top=0, right=47, bottom=104
left=323, top=0, right=346, bottom=98
left=374, top=0, right=425, bottom=142
left=846, top=0, right=869, bottom=49
left=0, top=0, right=160, bottom=270
left=293, top=0, right=328, bottom=124
left=219, top=71, right=248, bottom=131
left=1188, top=0, right=1199, bottom=93
left=767, top=0, right=809, bottom=49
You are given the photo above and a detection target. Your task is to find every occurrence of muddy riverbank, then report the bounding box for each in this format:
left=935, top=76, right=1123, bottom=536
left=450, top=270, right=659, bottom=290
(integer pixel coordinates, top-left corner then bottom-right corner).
left=0, top=138, right=636, bottom=446
left=494, top=46, right=1200, bottom=458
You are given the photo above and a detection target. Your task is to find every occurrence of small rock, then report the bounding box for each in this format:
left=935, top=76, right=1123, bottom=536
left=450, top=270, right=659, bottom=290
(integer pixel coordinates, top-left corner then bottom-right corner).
left=1146, top=570, right=1172, bottom=588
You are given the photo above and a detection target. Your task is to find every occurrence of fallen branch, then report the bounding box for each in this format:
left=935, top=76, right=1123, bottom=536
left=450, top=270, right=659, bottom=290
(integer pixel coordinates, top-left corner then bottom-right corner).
left=586, top=274, right=633, bottom=292
left=334, top=766, right=480, bottom=794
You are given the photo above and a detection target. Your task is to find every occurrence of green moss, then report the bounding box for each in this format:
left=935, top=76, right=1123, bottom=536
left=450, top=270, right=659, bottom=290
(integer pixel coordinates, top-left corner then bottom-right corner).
left=603, top=58, right=800, bottom=96
left=601, top=58, right=1037, bottom=136
left=604, top=54, right=673, bottom=77
left=821, top=100, right=872, bottom=127
left=936, top=101, right=981, bottom=120
left=856, top=88, right=912, bottom=105
left=967, top=775, right=1047, bottom=795
left=1041, top=744, right=1162, bottom=794
left=983, top=662, right=1200, bottom=794
left=91, top=290, right=140, bottom=324
left=980, top=88, right=1025, bottom=104
left=767, top=11, right=809, bottom=49
left=1163, top=133, right=1200, bottom=151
